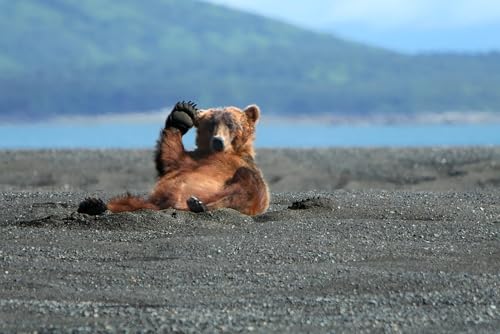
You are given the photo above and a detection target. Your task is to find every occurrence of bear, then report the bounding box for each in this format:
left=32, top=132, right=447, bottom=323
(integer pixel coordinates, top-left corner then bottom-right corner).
left=78, top=101, right=270, bottom=216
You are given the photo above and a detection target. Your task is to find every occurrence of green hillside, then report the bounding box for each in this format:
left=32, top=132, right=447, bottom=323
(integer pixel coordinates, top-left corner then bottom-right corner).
left=1, top=0, right=499, bottom=120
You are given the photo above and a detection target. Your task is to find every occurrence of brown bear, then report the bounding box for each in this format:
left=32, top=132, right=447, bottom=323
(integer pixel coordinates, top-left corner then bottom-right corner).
left=78, top=101, right=270, bottom=216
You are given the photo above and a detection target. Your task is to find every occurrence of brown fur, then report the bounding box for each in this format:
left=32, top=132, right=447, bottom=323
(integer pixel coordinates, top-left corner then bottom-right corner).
left=106, top=104, right=269, bottom=216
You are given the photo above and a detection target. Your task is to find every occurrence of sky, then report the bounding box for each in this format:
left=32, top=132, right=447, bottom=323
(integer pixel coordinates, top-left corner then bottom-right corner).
left=205, top=0, right=500, bottom=53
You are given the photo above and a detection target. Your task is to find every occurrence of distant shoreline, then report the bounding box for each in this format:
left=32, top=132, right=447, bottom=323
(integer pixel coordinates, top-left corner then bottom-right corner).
left=1, top=109, right=500, bottom=126
left=263, top=110, right=500, bottom=125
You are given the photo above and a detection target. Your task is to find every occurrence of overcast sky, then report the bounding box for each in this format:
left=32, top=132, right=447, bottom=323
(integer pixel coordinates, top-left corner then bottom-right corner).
left=204, top=0, right=500, bottom=52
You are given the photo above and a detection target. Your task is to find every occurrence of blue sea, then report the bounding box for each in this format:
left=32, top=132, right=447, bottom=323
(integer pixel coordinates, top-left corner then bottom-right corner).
left=0, top=121, right=499, bottom=149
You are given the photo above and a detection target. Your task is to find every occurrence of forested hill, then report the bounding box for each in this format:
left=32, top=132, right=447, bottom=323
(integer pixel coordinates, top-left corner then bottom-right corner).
left=1, top=0, right=499, bottom=121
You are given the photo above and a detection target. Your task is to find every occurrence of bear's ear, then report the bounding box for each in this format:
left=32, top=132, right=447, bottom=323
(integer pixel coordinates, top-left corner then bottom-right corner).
left=244, top=105, right=260, bottom=124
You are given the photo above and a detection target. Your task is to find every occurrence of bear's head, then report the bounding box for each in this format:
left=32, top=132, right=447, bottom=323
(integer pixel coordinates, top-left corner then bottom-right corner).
left=194, top=105, right=260, bottom=157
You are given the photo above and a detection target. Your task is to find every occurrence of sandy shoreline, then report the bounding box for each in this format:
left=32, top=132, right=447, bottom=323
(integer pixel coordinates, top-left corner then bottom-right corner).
left=1, top=148, right=499, bottom=332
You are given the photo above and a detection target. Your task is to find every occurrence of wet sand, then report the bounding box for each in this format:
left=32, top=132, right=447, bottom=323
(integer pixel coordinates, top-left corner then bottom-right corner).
left=0, top=148, right=499, bottom=332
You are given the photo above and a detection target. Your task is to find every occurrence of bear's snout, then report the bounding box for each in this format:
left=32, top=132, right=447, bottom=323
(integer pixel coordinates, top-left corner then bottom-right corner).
left=211, top=136, right=225, bottom=152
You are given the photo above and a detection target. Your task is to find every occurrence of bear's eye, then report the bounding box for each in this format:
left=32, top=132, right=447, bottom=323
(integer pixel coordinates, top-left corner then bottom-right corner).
left=225, top=119, right=236, bottom=131
left=221, top=113, right=236, bottom=131
left=208, top=119, right=216, bottom=132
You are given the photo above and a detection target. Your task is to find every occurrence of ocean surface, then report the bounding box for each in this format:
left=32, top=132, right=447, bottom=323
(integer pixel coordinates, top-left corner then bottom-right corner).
left=0, top=121, right=499, bottom=149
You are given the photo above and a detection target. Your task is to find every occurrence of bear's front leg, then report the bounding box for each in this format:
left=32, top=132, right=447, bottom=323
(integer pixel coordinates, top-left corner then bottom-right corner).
left=155, top=101, right=198, bottom=176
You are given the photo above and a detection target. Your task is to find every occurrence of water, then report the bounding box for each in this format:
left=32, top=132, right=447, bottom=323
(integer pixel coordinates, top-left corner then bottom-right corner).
left=0, top=121, right=499, bottom=149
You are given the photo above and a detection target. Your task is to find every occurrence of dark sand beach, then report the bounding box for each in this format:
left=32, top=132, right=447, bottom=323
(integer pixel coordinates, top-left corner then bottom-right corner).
left=1, top=148, right=499, bottom=332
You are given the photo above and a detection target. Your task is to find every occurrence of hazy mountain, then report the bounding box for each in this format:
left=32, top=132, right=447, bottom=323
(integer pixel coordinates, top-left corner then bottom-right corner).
left=324, top=23, right=500, bottom=54
left=206, top=0, right=500, bottom=53
left=0, top=0, right=499, bottom=121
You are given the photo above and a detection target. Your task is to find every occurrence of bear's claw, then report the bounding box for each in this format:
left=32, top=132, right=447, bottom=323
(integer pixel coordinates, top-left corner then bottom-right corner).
left=174, top=101, right=198, bottom=118
left=187, top=196, right=208, bottom=213
left=166, top=100, right=199, bottom=135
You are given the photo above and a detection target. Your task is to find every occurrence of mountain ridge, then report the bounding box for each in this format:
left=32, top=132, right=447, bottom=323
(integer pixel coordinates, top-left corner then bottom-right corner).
left=0, top=0, right=499, bottom=120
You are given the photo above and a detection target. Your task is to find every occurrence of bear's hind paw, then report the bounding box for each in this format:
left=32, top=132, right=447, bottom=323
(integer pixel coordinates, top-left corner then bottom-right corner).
left=187, top=196, right=208, bottom=213
left=77, top=197, right=107, bottom=215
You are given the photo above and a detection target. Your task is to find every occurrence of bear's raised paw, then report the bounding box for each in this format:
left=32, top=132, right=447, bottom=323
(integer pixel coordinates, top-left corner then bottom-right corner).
left=166, top=101, right=199, bottom=135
